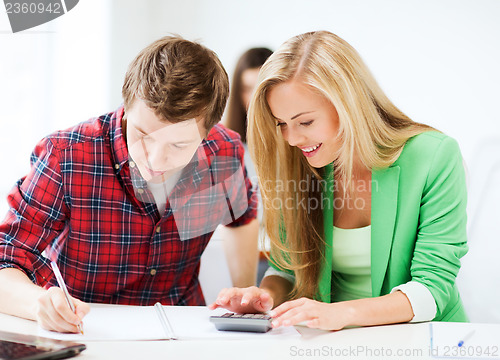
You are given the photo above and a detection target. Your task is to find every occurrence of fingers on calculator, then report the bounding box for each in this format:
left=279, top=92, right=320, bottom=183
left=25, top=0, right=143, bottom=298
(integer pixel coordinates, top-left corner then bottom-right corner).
left=210, top=287, right=272, bottom=313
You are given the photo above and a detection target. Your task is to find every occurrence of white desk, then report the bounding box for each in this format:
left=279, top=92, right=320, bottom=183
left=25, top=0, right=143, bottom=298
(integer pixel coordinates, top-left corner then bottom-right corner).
left=0, top=310, right=496, bottom=360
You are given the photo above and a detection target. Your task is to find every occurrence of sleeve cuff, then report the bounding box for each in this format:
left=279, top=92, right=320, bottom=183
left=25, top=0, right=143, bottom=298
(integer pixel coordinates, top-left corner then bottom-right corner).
left=391, top=281, right=437, bottom=323
left=263, top=266, right=296, bottom=284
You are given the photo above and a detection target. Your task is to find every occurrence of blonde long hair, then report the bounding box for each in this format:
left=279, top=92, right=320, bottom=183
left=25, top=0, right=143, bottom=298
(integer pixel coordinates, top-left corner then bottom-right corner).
left=247, top=31, right=434, bottom=299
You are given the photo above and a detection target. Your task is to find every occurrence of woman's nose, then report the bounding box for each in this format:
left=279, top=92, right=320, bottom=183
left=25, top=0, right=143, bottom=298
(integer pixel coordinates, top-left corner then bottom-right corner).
left=285, top=127, right=305, bottom=147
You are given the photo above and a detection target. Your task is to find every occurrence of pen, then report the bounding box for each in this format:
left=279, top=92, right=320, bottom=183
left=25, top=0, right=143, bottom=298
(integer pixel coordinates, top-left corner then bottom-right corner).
left=50, top=260, right=84, bottom=335
left=155, top=302, right=177, bottom=340
left=457, top=329, right=475, bottom=347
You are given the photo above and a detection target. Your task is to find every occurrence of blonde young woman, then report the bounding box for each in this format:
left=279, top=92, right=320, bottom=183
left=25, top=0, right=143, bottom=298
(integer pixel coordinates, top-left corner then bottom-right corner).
left=209, top=31, right=468, bottom=330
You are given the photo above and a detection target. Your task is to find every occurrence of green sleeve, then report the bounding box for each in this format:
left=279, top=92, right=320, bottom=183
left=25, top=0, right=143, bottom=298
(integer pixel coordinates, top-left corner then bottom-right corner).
left=410, top=136, right=468, bottom=318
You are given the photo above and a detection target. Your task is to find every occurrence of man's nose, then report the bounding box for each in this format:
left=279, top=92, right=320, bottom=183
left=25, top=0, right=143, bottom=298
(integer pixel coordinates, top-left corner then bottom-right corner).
left=147, top=144, right=168, bottom=170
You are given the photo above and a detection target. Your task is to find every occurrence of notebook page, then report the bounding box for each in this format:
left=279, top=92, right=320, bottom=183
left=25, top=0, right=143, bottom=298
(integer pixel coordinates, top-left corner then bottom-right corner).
left=38, top=304, right=166, bottom=341
left=37, top=304, right=301, bottom=341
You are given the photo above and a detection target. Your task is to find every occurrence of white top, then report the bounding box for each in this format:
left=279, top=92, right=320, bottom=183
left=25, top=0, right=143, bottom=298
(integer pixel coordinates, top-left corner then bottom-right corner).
left=330, top=225, right=372, bottom=302
left=264, top=225, right=437, bottom=323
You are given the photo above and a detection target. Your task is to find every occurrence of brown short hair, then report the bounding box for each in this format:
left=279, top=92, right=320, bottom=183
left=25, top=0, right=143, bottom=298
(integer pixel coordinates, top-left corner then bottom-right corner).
left=122, top=35, right=229, bottom=131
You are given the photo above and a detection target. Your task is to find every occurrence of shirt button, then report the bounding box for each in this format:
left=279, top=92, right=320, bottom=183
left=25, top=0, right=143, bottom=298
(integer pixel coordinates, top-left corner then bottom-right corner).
left=129, top=161, right=136, bottom=168
left=150, top=269, right=157, bottom=276
left=114, top=164, right=120, bottom=170
left=156, top=226, right=161, bottom=233
left=137, top=188, right=144, bottom=194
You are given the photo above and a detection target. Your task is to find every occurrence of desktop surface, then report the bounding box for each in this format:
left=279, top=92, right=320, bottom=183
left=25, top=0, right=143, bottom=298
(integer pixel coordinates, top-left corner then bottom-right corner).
left=0, top=307, right=497, bottom=360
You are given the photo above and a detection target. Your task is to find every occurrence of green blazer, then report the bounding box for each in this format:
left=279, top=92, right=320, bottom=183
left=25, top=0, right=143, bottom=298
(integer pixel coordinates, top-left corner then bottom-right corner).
left=272, top=131, right=469, bottom=322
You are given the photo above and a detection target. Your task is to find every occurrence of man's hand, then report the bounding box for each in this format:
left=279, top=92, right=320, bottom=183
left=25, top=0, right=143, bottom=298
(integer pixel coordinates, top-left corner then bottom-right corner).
left=221, top=219, right=259, bottom=287
left=36, top=287, right=90, bottom=333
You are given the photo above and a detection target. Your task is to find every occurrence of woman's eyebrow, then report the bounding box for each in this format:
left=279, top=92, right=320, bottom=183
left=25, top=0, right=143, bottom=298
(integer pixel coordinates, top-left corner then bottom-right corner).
left=275, top=111, right=315, bottom=121
left=291, top=111, right=314, bottom=120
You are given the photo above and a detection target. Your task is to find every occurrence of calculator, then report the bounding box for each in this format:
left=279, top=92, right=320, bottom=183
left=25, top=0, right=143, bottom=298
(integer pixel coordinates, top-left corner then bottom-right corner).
left=209, top=313, right=273, bottom=333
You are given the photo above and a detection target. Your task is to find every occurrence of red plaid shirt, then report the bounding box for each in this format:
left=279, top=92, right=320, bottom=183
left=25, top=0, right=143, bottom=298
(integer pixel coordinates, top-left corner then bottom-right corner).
left=0, top=106, right=257, bottom=306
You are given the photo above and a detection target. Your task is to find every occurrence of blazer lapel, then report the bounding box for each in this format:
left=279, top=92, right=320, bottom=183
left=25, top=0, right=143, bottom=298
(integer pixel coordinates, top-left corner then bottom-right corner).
left=371, top=165, right=400, bottom=296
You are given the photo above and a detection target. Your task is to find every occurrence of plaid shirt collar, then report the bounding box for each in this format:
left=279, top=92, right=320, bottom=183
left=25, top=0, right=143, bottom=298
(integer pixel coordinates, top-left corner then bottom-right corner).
left=109, top=106, right=129, bottom=174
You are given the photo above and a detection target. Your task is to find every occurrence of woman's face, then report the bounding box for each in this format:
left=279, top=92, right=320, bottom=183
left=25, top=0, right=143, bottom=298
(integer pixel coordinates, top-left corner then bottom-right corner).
left=240, top=68, right=261, bottom=111
left=267, top=81, right=340, bottom=168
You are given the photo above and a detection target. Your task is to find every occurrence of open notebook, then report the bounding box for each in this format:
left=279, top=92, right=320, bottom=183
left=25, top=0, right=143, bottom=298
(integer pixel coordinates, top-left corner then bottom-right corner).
left=37, top=304, right=300, bottom=341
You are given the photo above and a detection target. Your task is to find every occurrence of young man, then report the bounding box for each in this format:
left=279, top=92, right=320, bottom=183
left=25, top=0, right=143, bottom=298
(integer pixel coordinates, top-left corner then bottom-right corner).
left=0, top=36, right=259, bottom=333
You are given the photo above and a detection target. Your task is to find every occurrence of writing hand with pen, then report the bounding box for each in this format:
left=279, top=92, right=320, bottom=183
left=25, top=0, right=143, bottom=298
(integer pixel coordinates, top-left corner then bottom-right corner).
left=38, top=227, right=90, bottom=334
left=35, top=285, right=90, bottom=334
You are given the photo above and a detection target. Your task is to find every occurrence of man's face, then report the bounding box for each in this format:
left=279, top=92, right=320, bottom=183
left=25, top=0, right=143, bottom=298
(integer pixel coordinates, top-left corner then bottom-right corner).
left=125, top=99, right=206, bottom=182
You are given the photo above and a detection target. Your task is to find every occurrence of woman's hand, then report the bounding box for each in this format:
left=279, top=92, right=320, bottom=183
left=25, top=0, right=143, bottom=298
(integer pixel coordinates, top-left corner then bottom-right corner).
left=208, top=286, right=273, bottom=314
left=269, top=297, right=352, bottom=331
left=35, top=287, right=90, bottom=333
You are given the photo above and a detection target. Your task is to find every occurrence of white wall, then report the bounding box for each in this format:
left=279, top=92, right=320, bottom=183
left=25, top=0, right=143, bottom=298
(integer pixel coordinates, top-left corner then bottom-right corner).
left=1, top=0, right=499, bottom=319
left=0, top=0, right=111, bottom=214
